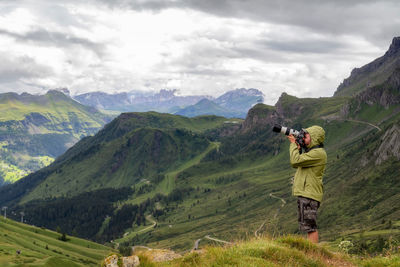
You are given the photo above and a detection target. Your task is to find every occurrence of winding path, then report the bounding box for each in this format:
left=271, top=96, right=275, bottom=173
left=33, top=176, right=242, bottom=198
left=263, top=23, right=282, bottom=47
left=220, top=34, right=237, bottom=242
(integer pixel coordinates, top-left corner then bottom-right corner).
left=193, top=235, right=232, bottom=250
left=136, top=215, right=157, bottom=234
left=343, top=119, right=381, bottom=132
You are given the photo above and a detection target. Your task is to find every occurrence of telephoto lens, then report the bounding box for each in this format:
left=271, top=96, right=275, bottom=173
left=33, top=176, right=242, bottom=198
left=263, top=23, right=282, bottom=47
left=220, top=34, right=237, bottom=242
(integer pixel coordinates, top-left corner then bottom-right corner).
left=272, top=124, right=300, bottom=137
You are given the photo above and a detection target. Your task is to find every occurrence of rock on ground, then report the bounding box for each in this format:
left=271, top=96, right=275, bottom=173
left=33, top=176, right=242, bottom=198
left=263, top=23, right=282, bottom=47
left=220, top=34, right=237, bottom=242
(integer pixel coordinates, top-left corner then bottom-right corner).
left=103, top=254, right=119, bottom=267
left=122, top=255, right=140, bottom=267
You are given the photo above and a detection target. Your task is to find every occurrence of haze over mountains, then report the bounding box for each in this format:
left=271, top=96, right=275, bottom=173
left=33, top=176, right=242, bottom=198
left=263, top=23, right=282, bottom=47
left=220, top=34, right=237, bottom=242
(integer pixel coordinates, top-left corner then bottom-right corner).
left=74, top=88, right=264, bottom=118
left=0, top=37, right=399, bottom=258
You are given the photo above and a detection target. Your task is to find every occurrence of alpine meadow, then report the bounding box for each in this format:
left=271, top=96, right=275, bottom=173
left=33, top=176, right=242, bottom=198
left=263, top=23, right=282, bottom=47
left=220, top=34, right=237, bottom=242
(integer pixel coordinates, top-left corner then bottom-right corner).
left=0, top=34, right=400, bottom=266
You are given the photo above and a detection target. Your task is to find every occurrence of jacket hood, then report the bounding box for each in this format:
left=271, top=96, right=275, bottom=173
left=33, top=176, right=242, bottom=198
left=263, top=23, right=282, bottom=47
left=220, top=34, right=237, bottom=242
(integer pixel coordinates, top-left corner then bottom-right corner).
left=305, top=125, right=325, bottom=148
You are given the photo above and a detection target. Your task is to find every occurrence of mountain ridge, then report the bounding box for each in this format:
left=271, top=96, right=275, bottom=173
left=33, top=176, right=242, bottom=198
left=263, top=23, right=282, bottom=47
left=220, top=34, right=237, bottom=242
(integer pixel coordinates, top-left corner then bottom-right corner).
left=334, top=36, right=400, bottom=97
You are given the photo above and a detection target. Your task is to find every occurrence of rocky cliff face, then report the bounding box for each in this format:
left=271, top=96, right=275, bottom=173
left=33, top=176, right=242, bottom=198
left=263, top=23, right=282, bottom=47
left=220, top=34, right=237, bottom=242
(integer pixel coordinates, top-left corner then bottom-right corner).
left=340, top=68, right=400, bottom=117
left=334, top=37, right=400, bottom=97
left=374, top=124, right=400, bottom=165
left=358, top=69, right=400, bottom=107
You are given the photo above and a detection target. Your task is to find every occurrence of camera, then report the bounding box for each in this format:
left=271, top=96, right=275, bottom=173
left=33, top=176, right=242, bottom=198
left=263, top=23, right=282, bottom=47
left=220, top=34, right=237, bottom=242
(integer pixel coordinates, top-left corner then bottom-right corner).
left=272, top=124, right=307, bottom=151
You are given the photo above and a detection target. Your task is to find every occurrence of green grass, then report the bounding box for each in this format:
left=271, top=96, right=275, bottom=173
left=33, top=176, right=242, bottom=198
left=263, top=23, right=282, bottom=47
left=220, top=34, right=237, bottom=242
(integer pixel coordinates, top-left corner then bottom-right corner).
left=128, top=141, right=221, bottom=206
left=0, top=91, right=106, bottom=126
left=352, top=103, right=399, bottom=125
left=0, top=155, right=54, bottom=184
left=136, top=235, right=357, bottom=267
left=127, top=152, right=293, bottom=251
left=0, top=217, right=114, bottom=266
left=133, top=235, right=400, bottom=267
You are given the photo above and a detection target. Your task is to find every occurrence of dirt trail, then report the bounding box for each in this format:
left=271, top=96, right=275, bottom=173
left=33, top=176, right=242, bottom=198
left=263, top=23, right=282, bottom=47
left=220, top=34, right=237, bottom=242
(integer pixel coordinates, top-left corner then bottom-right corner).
left=343, top=119, right=381, bottom=131
left=137, top=215, right=157, bottom=234
left=193, top=235, right=232, bottom=250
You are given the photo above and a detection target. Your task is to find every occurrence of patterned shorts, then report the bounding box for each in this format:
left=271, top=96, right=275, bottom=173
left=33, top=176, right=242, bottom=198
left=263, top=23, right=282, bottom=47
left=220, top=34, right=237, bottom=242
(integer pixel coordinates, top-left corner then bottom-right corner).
left=297, top=196, right=320, bottom=233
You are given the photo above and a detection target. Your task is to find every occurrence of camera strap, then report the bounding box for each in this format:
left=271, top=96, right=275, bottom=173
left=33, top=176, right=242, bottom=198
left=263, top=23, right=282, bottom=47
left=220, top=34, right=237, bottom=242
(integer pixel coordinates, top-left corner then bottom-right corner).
left=304, top=143, right=324, bottom=153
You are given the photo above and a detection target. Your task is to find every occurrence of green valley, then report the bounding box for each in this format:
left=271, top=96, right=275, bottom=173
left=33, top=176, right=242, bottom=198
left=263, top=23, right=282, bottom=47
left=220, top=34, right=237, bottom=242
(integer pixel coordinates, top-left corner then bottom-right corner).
left=0, top=90, right=112, bottom=185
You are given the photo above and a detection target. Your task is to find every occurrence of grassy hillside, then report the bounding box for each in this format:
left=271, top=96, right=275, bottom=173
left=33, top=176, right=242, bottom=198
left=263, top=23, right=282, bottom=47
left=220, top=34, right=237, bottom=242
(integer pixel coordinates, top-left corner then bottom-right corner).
left=135, top=235, right=400, bottom=267
left=0, top=75, right=399, bottom=255
left=12, top=113, right=240, bottom=202
left=0, top=90, right=112, bottom=185
left=0, top=217, right=114, bottom=267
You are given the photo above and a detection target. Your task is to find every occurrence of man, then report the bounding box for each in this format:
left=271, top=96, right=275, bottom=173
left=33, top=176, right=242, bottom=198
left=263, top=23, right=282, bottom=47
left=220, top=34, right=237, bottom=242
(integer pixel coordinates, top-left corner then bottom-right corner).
left=287, top=126, right=327, bottom=243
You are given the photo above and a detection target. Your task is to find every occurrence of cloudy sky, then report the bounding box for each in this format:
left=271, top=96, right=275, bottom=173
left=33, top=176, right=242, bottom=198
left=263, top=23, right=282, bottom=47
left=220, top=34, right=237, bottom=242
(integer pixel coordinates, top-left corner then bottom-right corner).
left=0, top=0, right=399, bottom=104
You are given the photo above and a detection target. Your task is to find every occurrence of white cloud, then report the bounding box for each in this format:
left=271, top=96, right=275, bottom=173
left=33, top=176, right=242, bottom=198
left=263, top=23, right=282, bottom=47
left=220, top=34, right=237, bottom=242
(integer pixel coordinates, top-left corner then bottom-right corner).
left=0, top=0, right=398, bottom=104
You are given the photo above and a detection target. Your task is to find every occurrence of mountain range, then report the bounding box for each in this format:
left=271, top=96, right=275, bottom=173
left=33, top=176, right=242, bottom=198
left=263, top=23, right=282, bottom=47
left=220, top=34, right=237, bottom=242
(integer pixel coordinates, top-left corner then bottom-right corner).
left=0, top=37, right=399, bottom=255
left=0, top=87, right=261, bottom=186
left=74, top=88, right=264, bottom=118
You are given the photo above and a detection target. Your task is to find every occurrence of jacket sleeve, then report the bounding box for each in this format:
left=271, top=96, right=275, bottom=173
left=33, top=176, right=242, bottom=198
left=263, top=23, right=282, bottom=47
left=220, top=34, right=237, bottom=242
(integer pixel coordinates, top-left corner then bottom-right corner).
left=289, top=143, right=323, bottom=168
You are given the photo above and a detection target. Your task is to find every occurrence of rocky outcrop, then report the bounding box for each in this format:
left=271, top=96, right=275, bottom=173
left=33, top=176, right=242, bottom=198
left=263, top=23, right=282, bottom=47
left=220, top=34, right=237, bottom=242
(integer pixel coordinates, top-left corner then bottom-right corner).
left=122, top=255, right=140, bottom=267
left=274, top=93, right=305, bottom=121
left=240, top=103, right=280, bottom=133
left=340, top=68, right=400, bottom=117
left=103, top=254, right=140, bottom=267
left=136, top=248, right=182, bottom=262
left=374, top=124, right=400, bottom=165
left=103, top=254, right=119, bottom=267
left=358, top=69, right=400, bottom=108
left=384, top=36, right=400, bottom=57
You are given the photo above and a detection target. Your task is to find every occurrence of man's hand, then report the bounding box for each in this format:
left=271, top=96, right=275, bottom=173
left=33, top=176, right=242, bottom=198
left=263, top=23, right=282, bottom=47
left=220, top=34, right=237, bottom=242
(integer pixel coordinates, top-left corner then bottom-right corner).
left=287, top=135, right=300, bottom=150
left=287, top=134, right=296, bottom=143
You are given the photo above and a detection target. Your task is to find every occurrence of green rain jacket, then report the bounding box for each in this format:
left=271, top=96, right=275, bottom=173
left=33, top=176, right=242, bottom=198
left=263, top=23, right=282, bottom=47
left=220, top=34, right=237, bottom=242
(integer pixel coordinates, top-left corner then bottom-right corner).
left=290, top=125, right=327, bottom=202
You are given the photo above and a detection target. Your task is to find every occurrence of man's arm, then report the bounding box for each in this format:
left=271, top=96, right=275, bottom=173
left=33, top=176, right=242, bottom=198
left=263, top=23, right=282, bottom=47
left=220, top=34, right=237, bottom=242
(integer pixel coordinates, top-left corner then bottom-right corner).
left=289, top=143, right=323, bottom=168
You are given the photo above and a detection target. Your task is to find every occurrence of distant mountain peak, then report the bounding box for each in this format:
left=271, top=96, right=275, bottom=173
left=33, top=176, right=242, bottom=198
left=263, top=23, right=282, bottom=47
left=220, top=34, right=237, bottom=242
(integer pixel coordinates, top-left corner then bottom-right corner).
left=384, top=36, right=400, bottom=57
left=217, top=88, right=264, bottom=99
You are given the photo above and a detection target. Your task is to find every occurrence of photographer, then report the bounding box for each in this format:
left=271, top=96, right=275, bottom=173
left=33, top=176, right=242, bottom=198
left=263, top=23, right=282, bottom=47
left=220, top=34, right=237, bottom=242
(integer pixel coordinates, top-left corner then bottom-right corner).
left=287, top=126, right=327, bottom=243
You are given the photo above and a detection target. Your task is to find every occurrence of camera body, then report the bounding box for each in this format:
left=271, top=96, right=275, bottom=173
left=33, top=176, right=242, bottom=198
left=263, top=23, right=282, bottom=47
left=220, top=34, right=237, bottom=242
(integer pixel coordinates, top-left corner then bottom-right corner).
left=272, top=124, right=307, bottom=151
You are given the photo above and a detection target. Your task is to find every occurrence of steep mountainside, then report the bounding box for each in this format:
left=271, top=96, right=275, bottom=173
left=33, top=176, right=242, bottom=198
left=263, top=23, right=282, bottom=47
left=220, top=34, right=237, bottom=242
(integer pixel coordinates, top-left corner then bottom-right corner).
left=0, top=113, right=238, bottom=203
left=334, top=36, right=400, bottom=97
left=0, top=90, right=112, bottom=185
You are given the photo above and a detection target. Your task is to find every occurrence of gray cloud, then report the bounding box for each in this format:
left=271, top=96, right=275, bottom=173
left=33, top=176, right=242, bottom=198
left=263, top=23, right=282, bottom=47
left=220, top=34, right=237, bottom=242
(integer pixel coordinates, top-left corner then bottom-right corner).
left=0, top=54, right=53, bottom=84
left=0, top=28, right=105, bottom=57
left=262, top=39, right=346, bottom=54
left=90, top=0, right=400, bottom=47
left=1, top=0, right=399, bottom=102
